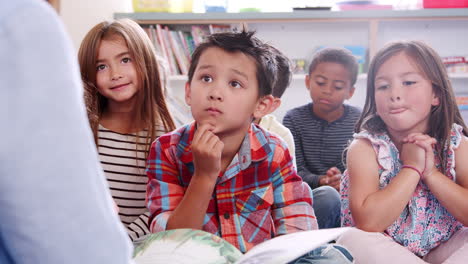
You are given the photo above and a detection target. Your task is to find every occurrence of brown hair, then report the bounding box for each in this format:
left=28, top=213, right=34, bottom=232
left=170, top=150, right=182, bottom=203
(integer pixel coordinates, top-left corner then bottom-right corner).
left=78, top=19, right=175, bottom=155
left=270, top=46, right=292, bottom=98
left=187, top=30, right=277, bottom=97
left=357, top=40, right=467, bottom=170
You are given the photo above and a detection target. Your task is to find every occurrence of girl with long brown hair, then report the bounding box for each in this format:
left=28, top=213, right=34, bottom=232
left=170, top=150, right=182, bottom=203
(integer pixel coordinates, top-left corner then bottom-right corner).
left=78, top=18, right=175, bottom=242
left=338, top=40, right=468, bottom=263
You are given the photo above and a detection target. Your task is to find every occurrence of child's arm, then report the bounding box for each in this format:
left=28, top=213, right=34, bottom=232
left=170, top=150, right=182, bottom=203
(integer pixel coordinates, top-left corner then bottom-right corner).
left=166, top=123, right=223, bottom=229
left=271, top=143, right=318, bottom=234
left=413, top=134, right=468, bottom=225
left=347, top=138, right=422, bottom=232
left=147, top=123, right=223, bottom=231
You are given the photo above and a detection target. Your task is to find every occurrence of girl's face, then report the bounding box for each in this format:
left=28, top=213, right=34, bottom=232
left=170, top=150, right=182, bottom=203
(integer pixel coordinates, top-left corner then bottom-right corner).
left=96, top=35, right=140, bottom=111
left=374, top=52, right=439, bottom=137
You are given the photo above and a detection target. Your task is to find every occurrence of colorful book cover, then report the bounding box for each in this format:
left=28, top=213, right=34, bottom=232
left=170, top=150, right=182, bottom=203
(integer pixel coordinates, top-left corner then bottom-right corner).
left=344, top=45, right=367, bottom=74
left=456, top=96, right=468, bottom=110
left=292, top=59, right=307, bottom=74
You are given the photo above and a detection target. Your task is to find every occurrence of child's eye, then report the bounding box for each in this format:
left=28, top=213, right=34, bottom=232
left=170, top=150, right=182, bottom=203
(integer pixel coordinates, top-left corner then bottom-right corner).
left=122, top=57, right=131, bottom=63
left=316, top=82, right=325, bottom=86
left=201, top=75, right=213, bottom=83
left=376, top=84, right=389, bottom=90
left=97, top=64, right=106, bottom=71
left=403, top=81, right=416, bottom=86
left=335, top=86, right=344, bottom=90
left=230, top=81, right=242, bottom=89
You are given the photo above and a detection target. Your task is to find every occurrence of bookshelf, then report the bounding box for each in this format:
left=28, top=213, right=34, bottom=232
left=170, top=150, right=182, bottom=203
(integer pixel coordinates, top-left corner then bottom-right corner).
left=115, top=8, right=468, bottom=120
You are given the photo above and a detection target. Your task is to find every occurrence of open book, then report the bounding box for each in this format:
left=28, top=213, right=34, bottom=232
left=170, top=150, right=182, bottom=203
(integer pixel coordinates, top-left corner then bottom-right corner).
left=133, top=227, right=350, bottom=264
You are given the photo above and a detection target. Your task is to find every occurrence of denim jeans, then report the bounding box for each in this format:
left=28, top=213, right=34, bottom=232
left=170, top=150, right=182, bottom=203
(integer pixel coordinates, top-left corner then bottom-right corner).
left=288, top=244, right=354, bottom=264
left=312, top=186, right=341, bottom=229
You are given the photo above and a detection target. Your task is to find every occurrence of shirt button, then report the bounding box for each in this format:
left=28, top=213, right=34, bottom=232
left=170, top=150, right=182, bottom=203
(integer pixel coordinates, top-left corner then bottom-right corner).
left=224, top=212, right=230, bottom=219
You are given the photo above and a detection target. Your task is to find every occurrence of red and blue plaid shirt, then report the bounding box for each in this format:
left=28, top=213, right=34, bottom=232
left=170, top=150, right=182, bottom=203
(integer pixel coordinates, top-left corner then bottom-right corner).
left=146, top=122, right=317, bottom=252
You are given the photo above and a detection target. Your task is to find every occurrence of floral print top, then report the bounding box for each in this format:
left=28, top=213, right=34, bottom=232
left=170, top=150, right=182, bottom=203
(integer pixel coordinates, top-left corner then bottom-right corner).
left=340, top=124, right=464, bottom=257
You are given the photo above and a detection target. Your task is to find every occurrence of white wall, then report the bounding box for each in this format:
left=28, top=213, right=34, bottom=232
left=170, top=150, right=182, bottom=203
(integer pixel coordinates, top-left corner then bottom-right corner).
left=60, top=0, right=132, bottom=51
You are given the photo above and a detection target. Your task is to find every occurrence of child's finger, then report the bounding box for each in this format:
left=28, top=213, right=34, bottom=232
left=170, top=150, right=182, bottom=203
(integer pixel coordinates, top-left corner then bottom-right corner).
left=329, top=174, right=341, bottom=184
left=205, top=133, right=222, bottom=150
left=413, top=140, right=434, bottom=154
left=193, top=123, right=210, bottom=143
left=213, top=140, right=224, bottom=155
left=326, top=167, right=339, bottom=176
left=404, top=132, right=426, bottom=143
left=194, top=124, right=217, bottom=144
left=331, top=167, right=341, bottom=174
left=331, top=181, right=340, bottom=191
left=411, top=135, right=436, bottom=147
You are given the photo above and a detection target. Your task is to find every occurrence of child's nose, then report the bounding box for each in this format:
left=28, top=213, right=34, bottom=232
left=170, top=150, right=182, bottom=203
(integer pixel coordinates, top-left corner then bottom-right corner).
left=111, top=67, right=123, bottom=81
left=208, top=87, right=223, bottom=101
left=209, top=94, right=223, bottom=101
left=390, top=95, right=401, bottom=102
left=322, top=84, right=333, bottom=94
left=390, top=86, right=402, bottom=102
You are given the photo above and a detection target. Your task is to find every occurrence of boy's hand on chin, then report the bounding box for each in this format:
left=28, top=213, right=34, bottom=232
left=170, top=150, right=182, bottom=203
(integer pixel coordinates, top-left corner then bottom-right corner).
left=192, top=122, right=224, bottom=183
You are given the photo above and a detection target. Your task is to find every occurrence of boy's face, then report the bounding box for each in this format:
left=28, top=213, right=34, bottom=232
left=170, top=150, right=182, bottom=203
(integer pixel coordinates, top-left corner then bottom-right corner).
left=185, top=47, right=268, bottom=136
left=305, top=62, right=355, bottom=118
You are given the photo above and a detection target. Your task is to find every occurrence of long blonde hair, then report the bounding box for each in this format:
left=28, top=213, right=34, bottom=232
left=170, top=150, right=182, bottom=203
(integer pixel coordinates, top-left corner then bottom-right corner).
left=78, top=19, right=175, bottom=155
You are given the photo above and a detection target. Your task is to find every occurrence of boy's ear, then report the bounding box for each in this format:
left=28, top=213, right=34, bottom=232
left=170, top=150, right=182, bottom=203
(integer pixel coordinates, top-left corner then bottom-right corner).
left=346, top=86, right=356, bottom=100
left=305, top=74, right=311, bottom=90
left=184, top=82, right=191, bottom=106
left=253, top=95, right=274, bottom=119
left=268, top=97, right=282, bottom=114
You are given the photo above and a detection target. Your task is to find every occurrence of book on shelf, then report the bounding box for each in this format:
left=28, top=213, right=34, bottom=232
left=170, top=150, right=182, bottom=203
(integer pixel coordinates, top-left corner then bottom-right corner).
left=344, top=45, right=367, bottom=74
left=168, top=30, right=189, bottom=75
left=162, top=26, right=181, bottom=75
left=456, top=95, right=468, bottom=110
left=133, top=227, right=351, bottom=264
left=147, top=26, right=163, bottom=56
left=442, top=55, right=468, bottom=74
left=153, top=24, right=175, bottom=75
left=143, top=24, right=233, bottom=75
left=209, top=24, right=232, bottom=34
left=292, top=58, right=307, bottom=74
left=191, top=25, right=211, bottom=46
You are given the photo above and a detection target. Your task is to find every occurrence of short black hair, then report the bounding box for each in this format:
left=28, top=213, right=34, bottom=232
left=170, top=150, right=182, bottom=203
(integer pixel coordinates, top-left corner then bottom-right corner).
left=269, top=46, right=292, bottom=98
left=187, top=31, right=277, bottom=97
left=308, top=47, right=359, bottom=86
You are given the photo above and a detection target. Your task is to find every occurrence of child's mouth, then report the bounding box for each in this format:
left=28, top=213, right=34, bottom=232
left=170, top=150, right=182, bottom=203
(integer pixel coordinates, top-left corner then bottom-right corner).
left=389, top=108, right=406, bottom=114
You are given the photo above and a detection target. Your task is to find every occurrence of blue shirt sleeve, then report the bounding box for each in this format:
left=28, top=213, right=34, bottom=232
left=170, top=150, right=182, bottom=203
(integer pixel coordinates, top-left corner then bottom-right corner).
left=0, top=1, right=133, bottom=263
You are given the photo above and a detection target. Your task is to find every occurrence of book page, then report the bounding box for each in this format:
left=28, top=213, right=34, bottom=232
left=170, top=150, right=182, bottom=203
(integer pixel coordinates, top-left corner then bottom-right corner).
left=235, top=227, right=351, bottom=264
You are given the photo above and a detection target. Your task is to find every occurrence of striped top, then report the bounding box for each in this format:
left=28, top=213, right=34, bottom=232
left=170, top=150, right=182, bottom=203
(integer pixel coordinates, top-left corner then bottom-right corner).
left=283, top=103, right=361, bottom=189
left=98, top=124, right=166, bottom=241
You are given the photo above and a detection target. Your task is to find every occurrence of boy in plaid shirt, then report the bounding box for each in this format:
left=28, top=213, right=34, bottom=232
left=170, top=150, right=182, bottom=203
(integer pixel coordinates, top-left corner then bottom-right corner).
left=146, top=31, right=352, bottom=263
